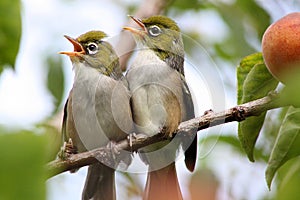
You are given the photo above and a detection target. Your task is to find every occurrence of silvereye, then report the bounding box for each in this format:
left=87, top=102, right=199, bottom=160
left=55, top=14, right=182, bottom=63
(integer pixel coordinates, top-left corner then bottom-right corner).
left=60, top=31, right=133, bottom=200
left=124, top=16, right=197, bottom=200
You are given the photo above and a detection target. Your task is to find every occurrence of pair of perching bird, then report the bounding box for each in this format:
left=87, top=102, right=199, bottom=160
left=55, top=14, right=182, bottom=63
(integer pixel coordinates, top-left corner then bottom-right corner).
left=60, top=15, right=198, bottom=200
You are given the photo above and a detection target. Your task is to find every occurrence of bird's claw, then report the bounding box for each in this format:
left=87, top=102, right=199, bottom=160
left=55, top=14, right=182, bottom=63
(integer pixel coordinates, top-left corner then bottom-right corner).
left=106, top=141, right=120, bottom=161
left=58, top=138, right=77, bottom=160
left=127, top=133, right=136, bottom=148
left=127, top=133, right=147, bottom=144
left=127, top=133, right=148, bottom=151
left=203, top=109, right=214, bottom=116
left=127, top=132, right=143, bottom=148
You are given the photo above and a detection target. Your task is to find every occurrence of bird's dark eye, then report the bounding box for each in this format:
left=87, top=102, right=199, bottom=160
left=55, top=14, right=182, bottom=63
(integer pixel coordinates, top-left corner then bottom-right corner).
left=148, top=25, right=162, bottom=37
left=86, top=42, right=98, bottom=55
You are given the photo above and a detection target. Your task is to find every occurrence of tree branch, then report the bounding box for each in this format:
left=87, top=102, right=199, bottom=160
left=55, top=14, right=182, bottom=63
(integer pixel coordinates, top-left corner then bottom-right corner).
left=46, top=92, right=285, bottom=178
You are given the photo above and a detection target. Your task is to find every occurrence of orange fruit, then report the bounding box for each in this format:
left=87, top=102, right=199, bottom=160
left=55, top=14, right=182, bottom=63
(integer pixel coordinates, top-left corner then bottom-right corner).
left=262, top=12, right=300, bottom=83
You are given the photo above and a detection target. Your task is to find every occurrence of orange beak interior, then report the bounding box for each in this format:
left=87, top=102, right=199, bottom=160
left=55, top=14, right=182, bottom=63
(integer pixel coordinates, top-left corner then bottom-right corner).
left=59, top=35, right=85, bottom=56
left=123, top=16, right=147, bottom=35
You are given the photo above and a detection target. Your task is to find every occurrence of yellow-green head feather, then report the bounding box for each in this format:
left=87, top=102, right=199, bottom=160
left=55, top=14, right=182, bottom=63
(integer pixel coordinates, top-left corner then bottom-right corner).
left=142, top=15, right=180, bottom=32
left=76, top=30, right=107, bottom=44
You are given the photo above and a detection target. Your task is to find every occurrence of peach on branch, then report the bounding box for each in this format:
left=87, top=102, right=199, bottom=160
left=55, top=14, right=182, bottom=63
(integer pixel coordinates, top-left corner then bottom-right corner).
left=262, top=12, right=300, bottom=83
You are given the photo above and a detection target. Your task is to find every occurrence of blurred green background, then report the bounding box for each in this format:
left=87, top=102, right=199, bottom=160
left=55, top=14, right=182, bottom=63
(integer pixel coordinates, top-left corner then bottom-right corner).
left=1, top=0, right=300, bottom=200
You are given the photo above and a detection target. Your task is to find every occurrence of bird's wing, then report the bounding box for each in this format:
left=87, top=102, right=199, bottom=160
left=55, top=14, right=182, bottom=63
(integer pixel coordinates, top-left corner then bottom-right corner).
left=61, top=96, right=69, bottom=143
left=181, top=75, right=198, bottom=172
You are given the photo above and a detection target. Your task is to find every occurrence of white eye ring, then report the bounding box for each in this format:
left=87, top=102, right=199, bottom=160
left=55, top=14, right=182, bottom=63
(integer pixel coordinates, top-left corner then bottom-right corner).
left=148, top=25, right=162, bottom=37
left=86, top=42, right=98, bottom=55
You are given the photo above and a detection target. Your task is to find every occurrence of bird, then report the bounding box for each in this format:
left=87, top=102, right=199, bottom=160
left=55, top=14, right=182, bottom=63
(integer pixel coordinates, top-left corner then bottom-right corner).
left=124, top=15, right=197, bottom=200
left=59, top=30, right=133, bottom=200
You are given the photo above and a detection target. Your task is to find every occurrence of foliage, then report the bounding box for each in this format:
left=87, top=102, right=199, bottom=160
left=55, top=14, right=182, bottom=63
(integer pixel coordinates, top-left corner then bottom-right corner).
left=0, top=1, right=62, bottom=198
left=0, top=131, right=47, bottom=200
left=0, top=0, right=21, bottom=73
left=236, top=53, right=300, bottom=191
left=1, top=0, right=300, bottom=199
left=266, top=107, right=300, bottom=188
left=46, top=56, right=65, bottom=115
left=171, top=0, right=270, bottom=62
left=275, top=158, right=300, bottom=200
left=237, top=53, right=279, bottom=161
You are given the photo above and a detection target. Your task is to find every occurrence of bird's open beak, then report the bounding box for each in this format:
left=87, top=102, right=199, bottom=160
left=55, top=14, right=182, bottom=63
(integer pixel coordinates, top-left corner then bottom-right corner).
left=59, top=35, right=85, bottom=57
left=123, top=16, right=147, bottom=36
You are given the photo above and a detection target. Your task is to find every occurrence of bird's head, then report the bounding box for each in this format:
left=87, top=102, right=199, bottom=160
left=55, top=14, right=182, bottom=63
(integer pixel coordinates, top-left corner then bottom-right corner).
left=123, top=15, right=184, bottom=74
left=60, top=30, right=119, bottom=76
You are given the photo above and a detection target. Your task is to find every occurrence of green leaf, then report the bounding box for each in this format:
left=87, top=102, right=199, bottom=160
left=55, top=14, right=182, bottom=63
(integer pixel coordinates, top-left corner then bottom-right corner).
left=237, top=53, right=279, bottom=161
left=0, top=131, right=47, bottom=200
left=46, top=56, right=65, bottom=114
left=36, top=123, right=62, bottom=162
left=236, top=0, right=270, bottom=38
left=238, top=114, right=266, bottom=161
left=237, top=53, right=264, bottom=104
left=203, top=135, right=269, bottom=162
left=266, top=107, right=300, bottom=189
left=214, top=5, right=256, bottom=60
left=275, top=158, right=300, bottom=200
left=241, top=63, right=278, bottom=103
left=0, top=0, right=22, bottom=72
left=280, top=69, right=300, bottom=108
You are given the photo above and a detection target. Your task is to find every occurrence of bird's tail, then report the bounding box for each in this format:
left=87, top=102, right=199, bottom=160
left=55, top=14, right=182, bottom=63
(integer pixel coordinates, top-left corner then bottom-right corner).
left=184, top=135, right=197, bottom=172
left=143, top=162, right=183, bottom=200
left=82, top=163, right=115, bottom=200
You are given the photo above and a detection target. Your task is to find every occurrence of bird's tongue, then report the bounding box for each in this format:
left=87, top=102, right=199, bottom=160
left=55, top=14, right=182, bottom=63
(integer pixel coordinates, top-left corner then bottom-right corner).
left=65, top=35, right=84, bottom=53
left=59, top=35, right=85, bottom=56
